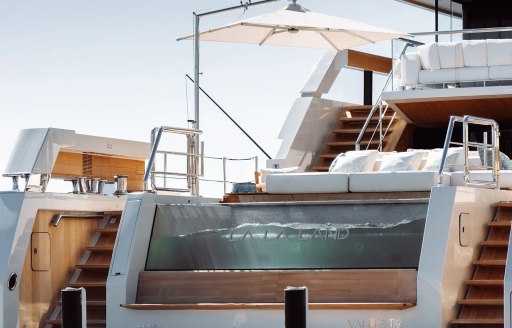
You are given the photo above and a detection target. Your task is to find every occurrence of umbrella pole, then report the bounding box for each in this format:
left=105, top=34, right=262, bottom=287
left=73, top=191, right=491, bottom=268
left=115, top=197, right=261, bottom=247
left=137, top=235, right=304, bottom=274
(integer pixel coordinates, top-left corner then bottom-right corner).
left=191, top=0, right=281, bottom=196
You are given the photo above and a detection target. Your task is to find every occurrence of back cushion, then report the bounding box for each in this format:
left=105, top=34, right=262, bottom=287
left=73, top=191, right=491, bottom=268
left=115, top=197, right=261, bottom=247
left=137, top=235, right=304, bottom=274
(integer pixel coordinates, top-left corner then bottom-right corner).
left=378, top=151, right=425, bottom=171
left=330, top=150, right=378, bottom=173
left=487, top=39, right=512, bottom=66
left=437, top=42, right=464, bottom=68
left=417, top=43, right=441, bottom=70
left=463, top=40, right=488, bottom=67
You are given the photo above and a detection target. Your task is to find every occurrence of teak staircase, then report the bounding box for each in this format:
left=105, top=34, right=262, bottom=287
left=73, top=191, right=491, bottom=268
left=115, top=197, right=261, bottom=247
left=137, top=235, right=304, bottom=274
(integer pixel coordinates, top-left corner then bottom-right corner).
left=44, top=215, right=120, bottom=327
left=452, top=202, right=512, bottom=327
left=311, top=105, right=403, bottom=171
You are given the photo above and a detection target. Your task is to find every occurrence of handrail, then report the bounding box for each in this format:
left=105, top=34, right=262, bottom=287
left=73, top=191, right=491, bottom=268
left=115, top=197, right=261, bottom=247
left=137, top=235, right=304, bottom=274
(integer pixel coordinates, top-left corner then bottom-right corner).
left=411, top=26, right=512, bottom=37
left=438, top=115, right=500, bottom=188
left=355, top=42, right=412, bottom=151
left=51, top=213, right=106, bottom=226
left=143, top=126, right=202, bottom=195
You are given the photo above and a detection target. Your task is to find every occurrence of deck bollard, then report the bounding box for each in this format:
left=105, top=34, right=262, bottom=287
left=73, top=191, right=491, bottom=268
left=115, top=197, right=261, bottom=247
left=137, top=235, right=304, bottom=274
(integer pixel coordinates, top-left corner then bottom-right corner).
left=285, top=286, right=308, bottom=328
left=61, top=287, right=86, bottom=328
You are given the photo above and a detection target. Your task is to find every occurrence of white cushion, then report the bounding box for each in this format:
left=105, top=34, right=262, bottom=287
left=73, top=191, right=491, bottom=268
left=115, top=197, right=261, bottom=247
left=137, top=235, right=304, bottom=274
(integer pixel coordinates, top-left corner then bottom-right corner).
left=260, top=166, right=299, bottom=183
left=379, top=151, right=425, bottom=171
left=330, top=150, right=378, bottom=173
left=419, top=67, right=489, bottom=84
left=487, top=39, right=512, bottom=66
left=463, top=40, right=488, bottom=67
left=417, top=43, right=441, bottom=70
left=266, top=172, right=349, bottom=194
left=349, top=171, right=449, bottom=192
left=401, top=52, right=421, bottom=85
left=477, top=148, right=512, bottom=170
left=489, top=65, right=512, bottom=80
left=437, top=42, right=464, bottom=68
left=422, top=148, right=464, bottom=172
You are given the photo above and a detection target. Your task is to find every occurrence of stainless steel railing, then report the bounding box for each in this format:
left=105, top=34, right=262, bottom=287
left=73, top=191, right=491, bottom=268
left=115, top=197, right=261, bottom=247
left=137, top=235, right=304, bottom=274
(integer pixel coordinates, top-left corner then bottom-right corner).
left=143, top=126, right=203, bottom=195
left=355, top=39, right=423, bottom=151
left=438, top=115, right=500, bottom=189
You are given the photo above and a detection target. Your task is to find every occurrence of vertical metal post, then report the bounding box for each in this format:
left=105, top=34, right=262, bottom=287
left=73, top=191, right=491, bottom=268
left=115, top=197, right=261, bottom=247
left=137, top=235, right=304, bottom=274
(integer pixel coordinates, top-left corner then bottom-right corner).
left=483, top=132, right=488, bottom=168
left=223, top=157, right=227, bottom=194
left=163, top=153, right=168, bottom=188
left=379, top=104, right=383, bottom=151
left=435, top=0, right=439, bottom=42
left=193, top=13, right=201, bottom=196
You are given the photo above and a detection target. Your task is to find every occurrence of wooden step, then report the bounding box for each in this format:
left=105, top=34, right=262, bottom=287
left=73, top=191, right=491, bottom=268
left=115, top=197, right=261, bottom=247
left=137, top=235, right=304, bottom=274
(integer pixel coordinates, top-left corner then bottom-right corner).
left=326, top=140, right=380, bottom=147
left=57, top=300, right=106, bottom=307
left=472, top=259, right=506, bottom=266
left=45, top=319, right=106, bottom=326
left=76, top=264, right=110, bottom=271
left=494, top=202, right=512, bottom=208
left=67, top=281, right=106, bottom=288
left=312, top=166, right=330, bottom=171
left=459, top=299, right=503, bottom=306
left=85, top=245, right=114, bottom=252
left=331, top=128, right=395, bottom=134
left=465, top=279, right=503, bottom=286
left=95, top=227, right=118, bottom=234
left=338, top=116, right=394, bottom=123
left=488, top=221, right=511, bottom=227
left=451, top=318, right=504, bottom=324
left=481, top=240, right=509, bottom=247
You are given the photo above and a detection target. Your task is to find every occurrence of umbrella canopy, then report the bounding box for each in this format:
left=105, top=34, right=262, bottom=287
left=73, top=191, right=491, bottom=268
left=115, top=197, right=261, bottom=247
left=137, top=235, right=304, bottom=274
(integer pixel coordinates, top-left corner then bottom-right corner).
left=178, top=2, right=405, bottom=51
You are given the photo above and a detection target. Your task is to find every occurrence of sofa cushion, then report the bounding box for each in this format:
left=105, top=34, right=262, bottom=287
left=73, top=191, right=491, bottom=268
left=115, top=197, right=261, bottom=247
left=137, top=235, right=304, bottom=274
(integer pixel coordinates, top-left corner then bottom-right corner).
left=349, top=171, right=449, bottom=192
left=419, top=67, right=489, bottom=84
left=437, top=42, right=464, bottom=68
left=401, top=52, right=421, bottom=85
left=266, top=172, right=349, bottom=194
left=463, top=40, right=488, bottom=67
left=417, top=43, right=441, bottom=70
left=487, top=39, right=512, bottom=66
left=260, top=166, right=299, bottom=183
left=489, top=65, right=512, bottom=80
left=422, top=148, right=464, bottom=172
left=379, top=151, right=424, bottom=171
left=330, top=150, right=378, bottom=173
left=477, top=148, right=512, bottom=169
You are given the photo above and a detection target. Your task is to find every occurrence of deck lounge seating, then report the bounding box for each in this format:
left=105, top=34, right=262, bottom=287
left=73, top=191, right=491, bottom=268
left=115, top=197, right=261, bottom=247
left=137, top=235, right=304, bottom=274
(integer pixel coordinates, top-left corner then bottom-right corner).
left=264, top=148, right=508, bottom=194
left=401, top=39, right=512, bottom=86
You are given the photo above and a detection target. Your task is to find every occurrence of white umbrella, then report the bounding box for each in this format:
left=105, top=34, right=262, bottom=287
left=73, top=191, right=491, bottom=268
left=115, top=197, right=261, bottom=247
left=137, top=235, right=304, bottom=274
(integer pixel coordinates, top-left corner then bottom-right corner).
left=178, top=1, right=405, bottom=51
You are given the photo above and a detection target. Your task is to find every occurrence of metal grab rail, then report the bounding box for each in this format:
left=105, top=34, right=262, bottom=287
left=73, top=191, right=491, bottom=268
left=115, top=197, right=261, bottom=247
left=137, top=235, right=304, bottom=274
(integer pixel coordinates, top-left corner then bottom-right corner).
left=143, top=126, right=203, bottom=195
left=355, top=41, right=414, bottom=151
left=438, top=115, right=500, bottom=189
left=51, top=213, right=107, bottom=227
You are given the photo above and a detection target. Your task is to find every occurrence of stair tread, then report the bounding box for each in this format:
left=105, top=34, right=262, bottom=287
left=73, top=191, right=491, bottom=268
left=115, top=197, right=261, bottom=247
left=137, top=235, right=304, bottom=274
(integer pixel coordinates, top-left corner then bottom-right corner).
left=67, top=281, right=106, bottom=288
left=57, top=300, right=106, bottom=307
left=331, top=128, right=395, bottom=134
left=472, top=259, right=506, bottom=266
left=451, top=319, right=504, bottom=324
left=326, top=140, right=380, bottom=146
left=44, top=319, right=106, bottom=325
left=465, top=279, right=504, bottom=286
left=76, top=264, right=110, bottom=270
left=338, top=116, right=394, bottom=122
left=459, top=299, right=503, bottom=305
left=481, top=240, right=509, bottom=247
left=85, top=245, right=114, bottom=252
left=488, top=221, right=511, bottom=227
left=494, top=202, right=512, bottom=208
left=95, top=227, right=118, bottom=234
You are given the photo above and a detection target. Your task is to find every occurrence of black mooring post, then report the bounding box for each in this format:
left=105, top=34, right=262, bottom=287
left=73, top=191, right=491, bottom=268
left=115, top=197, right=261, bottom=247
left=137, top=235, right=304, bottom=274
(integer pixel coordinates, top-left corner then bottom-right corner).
left=285, top=286, right=308, bottom=328
left=363, top=70, right=373, bottom=106
left=61, top=287, right=86, bottom=328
